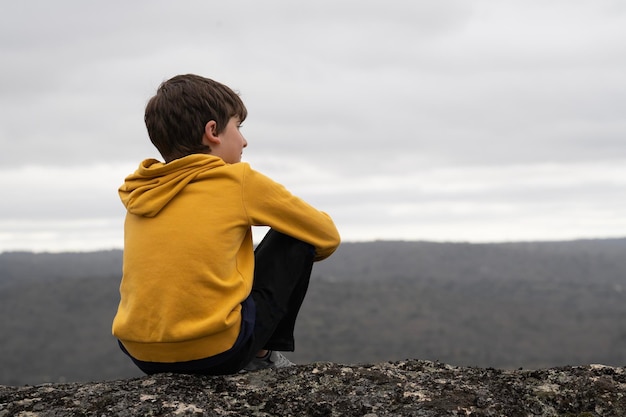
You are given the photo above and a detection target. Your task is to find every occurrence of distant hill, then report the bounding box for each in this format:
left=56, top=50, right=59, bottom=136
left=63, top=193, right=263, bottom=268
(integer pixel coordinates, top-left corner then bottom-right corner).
left=0, top=250, right=122, bottom=288
left=1, top=238, right=625, bottom=385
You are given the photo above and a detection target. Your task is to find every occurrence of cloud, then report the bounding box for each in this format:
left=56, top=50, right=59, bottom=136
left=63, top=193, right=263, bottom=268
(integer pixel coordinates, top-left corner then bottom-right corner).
left=1, top=0, right=625, bottom=251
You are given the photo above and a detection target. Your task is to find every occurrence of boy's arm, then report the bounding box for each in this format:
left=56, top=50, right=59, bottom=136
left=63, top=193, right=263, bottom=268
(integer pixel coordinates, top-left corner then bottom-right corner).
left=242, top=165, right=340, bottom=261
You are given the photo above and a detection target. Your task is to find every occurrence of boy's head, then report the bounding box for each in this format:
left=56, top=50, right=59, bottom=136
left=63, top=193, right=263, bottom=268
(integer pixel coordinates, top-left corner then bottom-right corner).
left=144, top=74, right=248, bottom=163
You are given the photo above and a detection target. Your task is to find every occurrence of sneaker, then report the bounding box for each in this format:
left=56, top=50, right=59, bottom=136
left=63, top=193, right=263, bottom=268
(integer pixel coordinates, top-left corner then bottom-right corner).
left=243, top=351, right=295, bottom=371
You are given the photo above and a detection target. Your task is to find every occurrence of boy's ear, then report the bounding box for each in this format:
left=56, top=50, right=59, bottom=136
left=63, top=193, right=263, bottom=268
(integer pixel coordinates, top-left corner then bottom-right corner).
left=202, top=120, right=221, bottom=146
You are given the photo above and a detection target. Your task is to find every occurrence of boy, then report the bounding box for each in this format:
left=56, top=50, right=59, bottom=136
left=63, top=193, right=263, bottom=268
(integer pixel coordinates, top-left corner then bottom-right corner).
left=112, top=74, right=340, bottom=375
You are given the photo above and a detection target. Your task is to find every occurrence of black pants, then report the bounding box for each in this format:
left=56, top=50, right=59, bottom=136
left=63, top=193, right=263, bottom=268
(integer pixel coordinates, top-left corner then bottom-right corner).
left=121, top=229, right=314, bottom=375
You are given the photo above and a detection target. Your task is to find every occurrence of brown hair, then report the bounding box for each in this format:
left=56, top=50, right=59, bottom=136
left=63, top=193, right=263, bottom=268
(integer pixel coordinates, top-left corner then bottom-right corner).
left=144, top=74, right=247, bottom=162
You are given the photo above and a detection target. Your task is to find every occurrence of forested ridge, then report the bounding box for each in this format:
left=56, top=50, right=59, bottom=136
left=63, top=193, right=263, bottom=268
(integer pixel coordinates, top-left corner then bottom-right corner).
left=1, top=238, right=625, bottom=386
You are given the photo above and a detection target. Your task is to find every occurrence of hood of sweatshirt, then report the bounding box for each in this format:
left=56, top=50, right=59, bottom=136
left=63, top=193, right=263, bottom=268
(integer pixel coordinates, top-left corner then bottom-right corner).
left=119, top=154, right=226, bottom=217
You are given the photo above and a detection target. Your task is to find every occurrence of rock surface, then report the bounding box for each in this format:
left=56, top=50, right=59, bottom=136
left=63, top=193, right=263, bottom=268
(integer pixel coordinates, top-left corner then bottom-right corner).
left=1, top=360, right=625, bottom=416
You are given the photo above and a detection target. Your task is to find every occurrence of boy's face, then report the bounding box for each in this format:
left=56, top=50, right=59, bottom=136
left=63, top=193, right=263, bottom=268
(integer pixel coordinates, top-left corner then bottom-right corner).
left=209, top=117, right=248, bottom=164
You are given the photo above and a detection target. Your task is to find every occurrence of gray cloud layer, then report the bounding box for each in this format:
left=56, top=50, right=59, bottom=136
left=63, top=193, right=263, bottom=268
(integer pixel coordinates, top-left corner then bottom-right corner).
left=1, top=0, right=625, bottom=251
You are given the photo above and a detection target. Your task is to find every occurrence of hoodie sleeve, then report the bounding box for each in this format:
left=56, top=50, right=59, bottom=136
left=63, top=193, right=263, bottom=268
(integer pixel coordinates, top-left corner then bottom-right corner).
left=240, top=164, right=340, bottom=261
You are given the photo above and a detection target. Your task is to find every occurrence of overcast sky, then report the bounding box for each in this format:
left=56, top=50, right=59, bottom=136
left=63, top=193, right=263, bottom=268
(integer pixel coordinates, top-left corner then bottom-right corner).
left=1, top=0, right=625, bottom=252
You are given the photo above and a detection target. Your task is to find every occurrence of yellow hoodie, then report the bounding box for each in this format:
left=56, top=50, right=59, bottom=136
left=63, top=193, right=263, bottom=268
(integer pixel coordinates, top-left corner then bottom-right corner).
left=112, top=154, right=340, bottom=363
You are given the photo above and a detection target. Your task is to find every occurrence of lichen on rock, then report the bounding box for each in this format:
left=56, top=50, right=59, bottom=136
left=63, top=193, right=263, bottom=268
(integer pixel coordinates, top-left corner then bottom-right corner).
left=1, top=360, right=625, bottom=416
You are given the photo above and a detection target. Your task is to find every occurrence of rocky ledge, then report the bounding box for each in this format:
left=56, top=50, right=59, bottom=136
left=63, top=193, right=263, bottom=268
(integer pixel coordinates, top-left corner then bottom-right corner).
left=1, top=360, right=625, bottom=416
